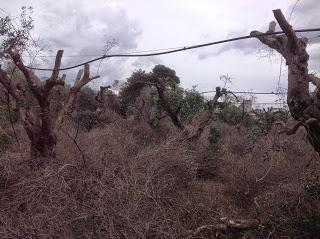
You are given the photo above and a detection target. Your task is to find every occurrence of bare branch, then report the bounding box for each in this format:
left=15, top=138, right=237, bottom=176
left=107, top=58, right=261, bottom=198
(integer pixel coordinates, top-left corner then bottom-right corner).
left=186, top=218, right=260, bottom=238
left=208, top=87, right=227, bottom=113
left=309, top=74, right=320, bottom=89
left=0, top=67, right=19, bottom=100
left=276, top=120, right=304, bottom=135
left=95, top=85, right=111, bottom=103
left=75, top=69, right=83, bottom=82
left=43, top=50, right=65, bottom=95
left=273, top=9, right=299, bottom=53
left=55, top=64, right=100, bottom=131
left=7, top=48, right=42, bottom=100
left=50, top=50, right=63, bottom=81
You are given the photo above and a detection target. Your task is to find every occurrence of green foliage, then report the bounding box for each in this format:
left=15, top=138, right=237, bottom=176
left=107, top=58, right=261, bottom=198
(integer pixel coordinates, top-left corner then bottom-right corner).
left=0, top=6, right=34, bottom=51
left=0, top=108, right=8, bottom=124
left=76, top=111, right=100, bottom=131
left=0, top=108, right=10, bottom=154
left=180, top=87, right=206, bottom=120
left=208, top=126, right=221, bottom=144
left=152, top=64, right=180, bottom=87
left=75, top=110, right=113, bottom=131
left=305, top=174, right=320, bottom=201
left=164, top=86, right=206, bottom=121
left=217, top=105, right=241, bottom=124
left=243, top=114, right=259, bottom=128
left=217, top=105, right=260, bottom=128
left=120, top=65, right=205, bottom=123
left=294, top=208, right=320, bottom=238
left=0, top=130, right=10, bottom=153
left=76, top=87, right=97, bottom=112
left=0, top=107, right=19, bottom=125
left=166, top=86, right=184, bottom=113
left=119, top=69, right=149, bottom=106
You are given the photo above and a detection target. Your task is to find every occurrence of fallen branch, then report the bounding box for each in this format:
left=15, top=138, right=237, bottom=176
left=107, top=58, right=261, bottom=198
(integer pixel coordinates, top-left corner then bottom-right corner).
left=185, top=217, right=261, bottom=238
left=275, top=117, right=320, bottom=135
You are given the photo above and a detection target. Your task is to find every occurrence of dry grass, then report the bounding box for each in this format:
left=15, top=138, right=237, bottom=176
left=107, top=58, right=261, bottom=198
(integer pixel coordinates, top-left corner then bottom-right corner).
left=0, top=117, right=319, bottom=238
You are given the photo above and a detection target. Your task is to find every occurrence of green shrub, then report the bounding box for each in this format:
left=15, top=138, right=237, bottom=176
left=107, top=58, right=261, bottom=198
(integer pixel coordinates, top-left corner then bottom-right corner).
left=305, top=175, right=320, bottom=201
left=180, top=87, right=206, bottom=120
left=216, top=105, right=241, bottom=125
left=166, top=86, right=206, bottom=121
left=0, top=131, right=10, bottom=153
left=75, top=110, right=113, bottom=130
left=76, top=111, right=99, bottom=130
left=208, top=126, right=221, bottom=144
left=217, top=105, right=260, bottom=129
left=0, top=106, right=19, bottom=127
left=294, top=208, right=320, bottom=238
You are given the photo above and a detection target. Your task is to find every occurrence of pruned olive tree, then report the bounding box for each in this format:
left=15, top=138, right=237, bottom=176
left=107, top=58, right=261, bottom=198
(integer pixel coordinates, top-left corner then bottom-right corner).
left=251, top=9, right=320, bottom=155
left=119, top=65, right=183, bottom=129
left=0, top=9, right=99, bottom=163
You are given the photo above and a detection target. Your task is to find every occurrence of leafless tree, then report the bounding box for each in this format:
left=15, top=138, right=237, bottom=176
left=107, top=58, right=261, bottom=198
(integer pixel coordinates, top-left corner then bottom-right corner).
left=251, top=9, right=320, bottom=155
left=0, top=9, right=101, bottom=164
left=0, top=50, right=99, bottom=163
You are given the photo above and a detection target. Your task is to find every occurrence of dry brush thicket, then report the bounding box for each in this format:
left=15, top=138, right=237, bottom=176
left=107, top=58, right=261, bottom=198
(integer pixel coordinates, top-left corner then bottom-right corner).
left=0, top=8, right=319, bottom=239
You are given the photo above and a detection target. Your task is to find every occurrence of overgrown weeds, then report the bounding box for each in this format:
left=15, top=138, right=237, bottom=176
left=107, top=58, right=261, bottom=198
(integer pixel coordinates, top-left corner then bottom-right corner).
left=0, top=115, right=319, bottom=238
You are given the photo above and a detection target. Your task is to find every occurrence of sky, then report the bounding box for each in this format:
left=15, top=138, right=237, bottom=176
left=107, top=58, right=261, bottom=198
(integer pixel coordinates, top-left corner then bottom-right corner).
left=1, top=0, right=320, bottom=105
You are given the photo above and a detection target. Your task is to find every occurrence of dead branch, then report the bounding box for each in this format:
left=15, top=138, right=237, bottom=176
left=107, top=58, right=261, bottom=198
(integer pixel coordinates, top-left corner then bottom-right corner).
left=275, top=120, right=303, bottom=135
left=55, top=63, right=100, bottom=131
left=95, top=85, right=111, bottom=104
left=208, top=87, right=227, bottom=113
left=250, top=9, right=320, bottom=155
left=275, top=118, right=319, bottom=135
left=60, top=116, right=86, bottom=167
left=6, top=48, right=42, bottom=102
left=185, top=217, right=261, bottom=238
left=0, top=66, right=20, bottom=101
left=43, top=50, right=65, bottom=96
left=309, top=74, right=320, bottom=89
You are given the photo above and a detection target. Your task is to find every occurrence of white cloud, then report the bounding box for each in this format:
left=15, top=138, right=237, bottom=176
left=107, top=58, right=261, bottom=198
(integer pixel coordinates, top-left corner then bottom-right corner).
left=1, top=0, right=319, bottom=103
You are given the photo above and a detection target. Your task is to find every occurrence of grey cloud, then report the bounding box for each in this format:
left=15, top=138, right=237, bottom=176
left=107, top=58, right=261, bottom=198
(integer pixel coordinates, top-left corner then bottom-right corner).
left=291, top=0, right=320, bottom=44
left=309, top=44, right=320, bottom=70
left=30, top=0, right=142, bottom=85
left=40, top=3, right=141, bottom=51
left=292, top=0, right=320, bottom=22
left=132, top=56, right=162, bottom=68
left=197, top=30, right=261, bottom=60
left=198, top=0, right=320, bottom=60
left=198, top=35, right=261, bottom=60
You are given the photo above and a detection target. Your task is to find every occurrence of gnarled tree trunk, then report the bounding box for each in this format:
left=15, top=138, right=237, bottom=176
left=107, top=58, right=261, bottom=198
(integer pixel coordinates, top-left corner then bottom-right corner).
left=251, top=9, right=320, bottom=155
left=0, top=49, right=99, bottom=164
left=156, top=84, right=183, bottom=129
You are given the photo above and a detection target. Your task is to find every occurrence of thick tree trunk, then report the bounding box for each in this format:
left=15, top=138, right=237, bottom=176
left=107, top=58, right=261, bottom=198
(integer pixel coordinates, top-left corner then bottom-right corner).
left=21, top=107, right=57, bottom=164
left=30, top=136, right=56, bottom=159
left=156, top=86, right=183, bottom=129
left=0, top=49, right=100, bottom=167
left=251, top=9, right=320, bottom=155
left=306, top=122, right=320, bottom=154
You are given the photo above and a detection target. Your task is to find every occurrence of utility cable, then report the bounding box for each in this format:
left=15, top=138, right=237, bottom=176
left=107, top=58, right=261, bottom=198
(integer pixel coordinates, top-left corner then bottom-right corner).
left=25, top=28, right=320, bottom=71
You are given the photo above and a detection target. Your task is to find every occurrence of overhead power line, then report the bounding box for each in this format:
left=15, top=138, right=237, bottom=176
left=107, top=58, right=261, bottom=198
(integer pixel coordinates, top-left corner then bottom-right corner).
left=22, top=46, right=186, bottom=58
left=25, top=28, right=320, bottom=71
left=201, top=90, right=287, bottom=95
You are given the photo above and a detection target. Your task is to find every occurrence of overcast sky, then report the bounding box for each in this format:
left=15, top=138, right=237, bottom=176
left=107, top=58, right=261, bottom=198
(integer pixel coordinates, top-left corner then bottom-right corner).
left=1, top=0, right=320, bottom=104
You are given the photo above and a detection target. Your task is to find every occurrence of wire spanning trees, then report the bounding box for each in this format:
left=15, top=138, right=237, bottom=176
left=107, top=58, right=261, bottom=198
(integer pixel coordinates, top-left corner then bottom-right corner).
left=251, top=9, right=320, bottom=155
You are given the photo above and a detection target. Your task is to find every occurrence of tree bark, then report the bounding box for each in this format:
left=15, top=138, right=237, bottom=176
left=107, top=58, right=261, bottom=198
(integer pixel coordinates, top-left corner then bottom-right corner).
left=251, top=9, right=320, bottom=155
left=0, top=49, right=99, bottom=164
left=156, top=85, right=183, bottom=129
